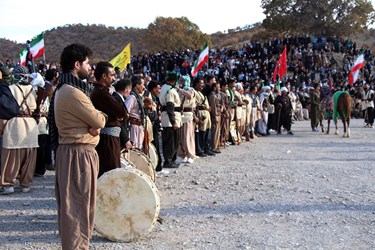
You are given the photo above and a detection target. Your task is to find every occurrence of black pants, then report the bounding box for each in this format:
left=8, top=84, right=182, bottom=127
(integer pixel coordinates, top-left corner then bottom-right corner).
left=277, top=112, right=292, bottom=132
left=162, top=127, right=179, bottom=165
left=35, top=134, right=49, bottom=176
left=195, top=131, right=204, bottom=154
left=267, top=113, right=275, bottom=131
left=198, top=129, right=210, bottom=152
left=152, top=128, right=162, bottom=171
left=366, top=107, right=374, bottom=125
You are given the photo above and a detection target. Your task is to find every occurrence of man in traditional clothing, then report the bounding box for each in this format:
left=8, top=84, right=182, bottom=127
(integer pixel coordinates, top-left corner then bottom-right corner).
left=125, top=75, right=145, bottom=150
left=195, top=77, right=214, bottom=155
left=175, top=75, right=196, bottom=164
left=91, top=62, right=128, bottom=177
left=50, top=44, right=107, bottom=249
left=248, top=85, right=260, bottom=139
left=219, top=81, right=231, bottom=146
left=159, top=70, right=182, bottom=168
left=192, top=77, right=207, bottom=157
left=226, top=79, right=238, bottom=144
left=275, top=87, right=294, bottom=135
left=363, top=83, right=374, bottom=128
left=258, top=86, right=270, bottom=136
left=209, top=81, right=222, bottom=154
left=242, top=85, right=252, bottom=141
left=267, top=83, right=276, bottom=134
left=310, top=83, right=321, bottom=132
left=0, top=66, right=44, bottom=194
left=146, top=80, right=163, bottom=170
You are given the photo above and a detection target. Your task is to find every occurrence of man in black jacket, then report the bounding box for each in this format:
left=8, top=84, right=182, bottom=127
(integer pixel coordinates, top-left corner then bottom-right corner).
left=112, top=78, right=132, bottom=150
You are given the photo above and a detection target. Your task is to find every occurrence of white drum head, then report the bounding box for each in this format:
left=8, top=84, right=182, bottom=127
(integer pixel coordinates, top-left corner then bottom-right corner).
left=95, top=168, right=160, bottom=242
left=125, top=149, right=155, bottom=182
left=148, top=144, right=159, bottom=169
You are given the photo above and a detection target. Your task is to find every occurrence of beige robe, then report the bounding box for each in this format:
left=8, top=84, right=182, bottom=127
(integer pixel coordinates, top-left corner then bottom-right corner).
left=2, top=84, right=38, bottom=149
left=195, top=90, right=211, bottom=131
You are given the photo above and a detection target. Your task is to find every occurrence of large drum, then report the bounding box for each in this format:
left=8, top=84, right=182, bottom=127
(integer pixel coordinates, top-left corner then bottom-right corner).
left=95, top=168, right=160, bottom=242
left=122, top=149, right=155, bottom=182
left=148, top=143, right=159, bottom=170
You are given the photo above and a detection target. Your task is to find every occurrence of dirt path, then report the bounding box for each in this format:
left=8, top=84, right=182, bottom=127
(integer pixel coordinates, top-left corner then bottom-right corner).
left=0, top=119, right=374, bottom=249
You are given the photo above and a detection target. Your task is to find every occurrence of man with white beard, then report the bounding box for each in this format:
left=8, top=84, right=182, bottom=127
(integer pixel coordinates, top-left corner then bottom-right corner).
left=258, top=86, right=271, bottom=136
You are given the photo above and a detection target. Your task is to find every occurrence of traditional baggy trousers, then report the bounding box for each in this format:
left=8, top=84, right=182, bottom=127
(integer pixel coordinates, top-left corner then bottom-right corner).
left=177, top=120, right=195, bottom=159
left=0, top=148, right=37, bottom=188
left=96, top=134, right=121, bottom=178
left=55, top=144, right=98, bottom=250
left=210, top=117, right=221, bottom=151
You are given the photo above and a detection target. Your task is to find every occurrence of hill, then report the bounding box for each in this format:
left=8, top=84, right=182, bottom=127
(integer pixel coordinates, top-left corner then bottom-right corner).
left=0, top=23, right=374, bottom=64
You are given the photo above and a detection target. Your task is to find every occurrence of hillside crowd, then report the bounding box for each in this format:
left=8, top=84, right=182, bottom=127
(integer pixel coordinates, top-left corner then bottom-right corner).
left=0, top=35, right=374, bottom=249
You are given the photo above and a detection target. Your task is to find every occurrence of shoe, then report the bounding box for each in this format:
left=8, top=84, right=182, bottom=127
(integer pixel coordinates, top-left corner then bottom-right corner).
left=0, top=186, right=14, bottom=195
left=21, top=187, right=31, bottom=193
left=156, top=169, right=170, bottom=177
left=212, top=149, right=221, bottom=154
left=287, top=131, right=294, bottom=135
left=174, top=156, right=187, bottom=164
left=46, top=164, right=55, bottom=171
left=204, top=151, right=215, bottom=156
left=269, top=129, right=275, bottom=133
left=186, top=158, right=194, bottom=164
left=196, top=152, right=207, bottom=157
left=163, top=162, right=179, bottom=168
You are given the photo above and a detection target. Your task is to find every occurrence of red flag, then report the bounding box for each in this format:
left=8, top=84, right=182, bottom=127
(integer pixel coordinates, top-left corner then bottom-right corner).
left=273, top=47, right=287, bottom=82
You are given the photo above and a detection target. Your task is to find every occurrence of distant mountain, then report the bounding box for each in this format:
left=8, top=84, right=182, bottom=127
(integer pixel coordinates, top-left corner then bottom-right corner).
left=1, top=24, right=147, bottom=64
left=1, top=23, right=374, bottom=65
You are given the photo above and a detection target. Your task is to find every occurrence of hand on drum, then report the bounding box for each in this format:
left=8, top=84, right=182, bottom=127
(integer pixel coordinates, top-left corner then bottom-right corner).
left=88, top=127, right=101, bottom=136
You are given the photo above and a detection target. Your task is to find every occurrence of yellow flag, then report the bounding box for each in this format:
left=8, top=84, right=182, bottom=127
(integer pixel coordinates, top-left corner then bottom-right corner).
left=109, top=43, right=131, bottom=71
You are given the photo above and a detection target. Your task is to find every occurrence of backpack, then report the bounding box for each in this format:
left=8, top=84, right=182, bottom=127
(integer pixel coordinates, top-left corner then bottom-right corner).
left=0, top=82, right=20, bottom=120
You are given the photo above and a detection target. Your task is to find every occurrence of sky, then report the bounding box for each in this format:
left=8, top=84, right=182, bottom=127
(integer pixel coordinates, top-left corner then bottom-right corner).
left=0, top=0, right=266, bottom=43
left=1, top=0, right=374, bottom=44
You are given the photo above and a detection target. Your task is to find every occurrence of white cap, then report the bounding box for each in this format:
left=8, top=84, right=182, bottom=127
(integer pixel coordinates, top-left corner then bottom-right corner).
left=280, top=87, right=288, bottom=92
left=29, top=73, right=45, bottom=88
left=262, top=86, right=271, bottom=91
left=235, top=82, right=243, bottom=90
left=269, top=84, right=274, bottom=88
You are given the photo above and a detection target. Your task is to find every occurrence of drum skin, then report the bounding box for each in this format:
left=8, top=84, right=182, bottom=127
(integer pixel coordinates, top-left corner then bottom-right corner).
left=123, top=149, right=155, bottom=182
left=148, top=143, right=159, bottom=170
left=95, top=168, right=160, bottom=242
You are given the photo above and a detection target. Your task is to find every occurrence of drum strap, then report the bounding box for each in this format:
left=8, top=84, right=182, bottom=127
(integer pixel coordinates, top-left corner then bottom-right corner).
left=100, top=126, right=121, bottom=137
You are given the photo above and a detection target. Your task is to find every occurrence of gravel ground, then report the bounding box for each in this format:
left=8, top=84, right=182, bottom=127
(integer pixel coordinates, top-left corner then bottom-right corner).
left=0, top=119, right=374, bottom=250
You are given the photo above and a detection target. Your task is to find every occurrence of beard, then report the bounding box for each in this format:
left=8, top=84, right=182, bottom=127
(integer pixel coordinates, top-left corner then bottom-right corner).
left=77, top=67, right=89, bottom=80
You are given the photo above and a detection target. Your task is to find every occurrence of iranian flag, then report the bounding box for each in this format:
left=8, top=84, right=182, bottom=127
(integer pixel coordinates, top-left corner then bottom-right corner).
left=19, top=32, right=45, bottom=66
left=348, top=53, right=364, bottom=85
left=191, top=43, right=209, bottom=77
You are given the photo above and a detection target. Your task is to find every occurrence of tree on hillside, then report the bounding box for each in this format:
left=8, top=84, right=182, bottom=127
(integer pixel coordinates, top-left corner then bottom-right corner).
left=261, top=0, right=375, bottom=36
left=145, top=17, right=211, bottom=52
